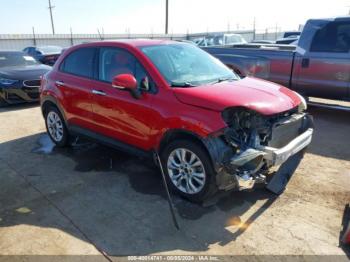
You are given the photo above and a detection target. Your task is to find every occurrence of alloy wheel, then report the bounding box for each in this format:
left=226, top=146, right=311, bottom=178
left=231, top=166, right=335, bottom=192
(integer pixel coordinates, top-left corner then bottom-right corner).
left=47, top=111, right=64, bottom=142
left=167, top=148, right=206, bottom=194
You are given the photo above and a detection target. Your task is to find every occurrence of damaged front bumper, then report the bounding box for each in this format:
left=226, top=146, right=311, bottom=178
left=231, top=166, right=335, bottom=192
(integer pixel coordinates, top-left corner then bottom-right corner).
left=232, top=127, right=313, bottom=191
left=204, top=112, right=314, bottom=193
left=259, top=128, right=313, bottom=166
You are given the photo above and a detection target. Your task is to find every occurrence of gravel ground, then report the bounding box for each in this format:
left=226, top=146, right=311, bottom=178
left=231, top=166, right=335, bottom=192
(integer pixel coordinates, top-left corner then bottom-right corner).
left=0, top=102, right=349, bottom=260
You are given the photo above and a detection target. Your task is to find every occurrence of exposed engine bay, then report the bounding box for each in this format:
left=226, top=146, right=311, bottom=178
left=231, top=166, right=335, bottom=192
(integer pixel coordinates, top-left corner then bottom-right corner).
left=210, top=106, right=313, bottom=192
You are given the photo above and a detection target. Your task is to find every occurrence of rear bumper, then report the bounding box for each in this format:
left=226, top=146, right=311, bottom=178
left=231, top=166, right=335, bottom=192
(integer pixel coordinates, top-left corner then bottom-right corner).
left=259, top=128, right=313, bottom=166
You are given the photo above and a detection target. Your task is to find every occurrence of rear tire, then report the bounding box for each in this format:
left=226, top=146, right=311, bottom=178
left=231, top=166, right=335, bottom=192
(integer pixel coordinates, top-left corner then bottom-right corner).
left=161, top=140, right=218, bottom=203
left=44, top=106, right=69, bottom=147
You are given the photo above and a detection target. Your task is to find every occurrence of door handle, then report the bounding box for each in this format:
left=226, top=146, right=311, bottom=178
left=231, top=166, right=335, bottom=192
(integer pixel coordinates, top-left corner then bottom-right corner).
left=55, top=80, right=65, bottom=87
left=301, top=58, right=310, bottom=68
left=92, top=90, right=106, bottom=96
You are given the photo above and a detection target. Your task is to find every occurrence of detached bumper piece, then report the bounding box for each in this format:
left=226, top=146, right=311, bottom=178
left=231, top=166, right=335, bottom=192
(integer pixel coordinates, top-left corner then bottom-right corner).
left=259, top=128, right=313, bottom=166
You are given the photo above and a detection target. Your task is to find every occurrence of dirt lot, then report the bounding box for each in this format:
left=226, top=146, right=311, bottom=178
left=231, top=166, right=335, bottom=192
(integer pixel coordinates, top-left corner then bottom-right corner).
left=0, top=102, right=349, bottom=259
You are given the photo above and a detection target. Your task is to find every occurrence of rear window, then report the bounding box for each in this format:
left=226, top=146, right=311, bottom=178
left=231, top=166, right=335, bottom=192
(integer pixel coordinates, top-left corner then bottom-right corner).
left=310, top=22, right=350, bottom=53
left=38, top=46, right=62, bottom=54
left=60, top=48, right=96, bottom=78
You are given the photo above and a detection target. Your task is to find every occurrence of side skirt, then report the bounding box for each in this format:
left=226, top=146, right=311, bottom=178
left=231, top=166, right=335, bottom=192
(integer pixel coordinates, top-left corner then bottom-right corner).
left=68, top=125, right=152, bottom=159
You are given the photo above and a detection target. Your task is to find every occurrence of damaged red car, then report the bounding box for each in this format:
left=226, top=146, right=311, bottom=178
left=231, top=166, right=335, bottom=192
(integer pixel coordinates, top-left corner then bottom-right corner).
left=40, top=40, right=313, bottom=202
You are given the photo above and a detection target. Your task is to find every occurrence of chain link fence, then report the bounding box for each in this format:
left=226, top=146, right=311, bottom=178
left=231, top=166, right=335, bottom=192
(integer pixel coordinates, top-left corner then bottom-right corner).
left=0, top=30, right=287, bottom=50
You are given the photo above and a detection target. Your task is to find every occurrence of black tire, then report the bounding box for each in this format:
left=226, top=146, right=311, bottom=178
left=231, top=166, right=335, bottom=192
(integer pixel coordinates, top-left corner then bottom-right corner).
left=161, top=140, right=218, bottom=203
left=44, top=106, right=69, bottom=147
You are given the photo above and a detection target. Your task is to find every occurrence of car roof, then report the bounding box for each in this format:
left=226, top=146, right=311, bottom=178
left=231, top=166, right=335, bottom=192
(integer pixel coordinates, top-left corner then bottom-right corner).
left=308, top=16, right=350, bottom=23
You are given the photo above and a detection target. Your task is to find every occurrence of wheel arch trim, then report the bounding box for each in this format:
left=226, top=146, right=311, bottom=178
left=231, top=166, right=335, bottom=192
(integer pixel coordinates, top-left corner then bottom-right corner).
left=41, top=96, right=68, bottom=125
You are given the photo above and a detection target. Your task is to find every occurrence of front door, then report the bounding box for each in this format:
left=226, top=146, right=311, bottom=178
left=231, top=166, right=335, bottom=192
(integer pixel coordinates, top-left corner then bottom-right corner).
left=90, top=47, right=158, bottom=151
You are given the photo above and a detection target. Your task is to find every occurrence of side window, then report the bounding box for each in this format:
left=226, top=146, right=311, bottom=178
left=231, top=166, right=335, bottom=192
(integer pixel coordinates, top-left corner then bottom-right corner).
left=310, top=22, right=350, bottom=53
left=99, top=48, right=136, bottom=82
left=60, top=48, right=96, bottom=78
left=29, top=48, right=36, bottom=56
left=99, top=47, right=153, bottom=91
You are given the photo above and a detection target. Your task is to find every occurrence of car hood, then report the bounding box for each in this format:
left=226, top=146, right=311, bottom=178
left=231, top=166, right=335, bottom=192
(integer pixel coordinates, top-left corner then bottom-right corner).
left=172, top=77, right=301, bottom=115
left=0, top=64, right=51, bottom=80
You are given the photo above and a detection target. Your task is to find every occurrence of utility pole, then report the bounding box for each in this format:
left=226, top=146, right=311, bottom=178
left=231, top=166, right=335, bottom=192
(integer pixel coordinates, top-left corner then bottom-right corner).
left=165, top=0, right=169, bottom=34
left=253, top=17, right=256, bottom=41
left=70, top=27, right=73, bottom=46
left=48, top=0, right=55, bottom=34
left=275, top=23, right=278, bottom=40
left=32, top=27, right=37, bottom=46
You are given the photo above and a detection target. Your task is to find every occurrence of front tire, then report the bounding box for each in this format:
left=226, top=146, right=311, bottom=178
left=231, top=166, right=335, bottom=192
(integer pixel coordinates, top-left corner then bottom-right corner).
left=161, top=140, right=217, bottom=202
left=45, top=106, right=69, bottom=147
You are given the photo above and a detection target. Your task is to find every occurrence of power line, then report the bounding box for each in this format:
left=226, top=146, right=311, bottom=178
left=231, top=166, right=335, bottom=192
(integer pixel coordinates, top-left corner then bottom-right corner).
left=48, top=0, right=55, bottom=34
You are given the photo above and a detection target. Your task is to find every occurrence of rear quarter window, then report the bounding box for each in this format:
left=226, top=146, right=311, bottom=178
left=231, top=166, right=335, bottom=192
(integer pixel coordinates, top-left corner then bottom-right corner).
left=59, top=48, right=96, bottom=78
left=310, top=22, right=350, bottom=53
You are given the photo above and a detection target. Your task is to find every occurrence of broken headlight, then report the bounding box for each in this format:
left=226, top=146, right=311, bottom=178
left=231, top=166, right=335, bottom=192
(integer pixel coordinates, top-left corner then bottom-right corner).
left=221, top=107, right=271, bottom=149
left=294, top=91, right=307, bottom=112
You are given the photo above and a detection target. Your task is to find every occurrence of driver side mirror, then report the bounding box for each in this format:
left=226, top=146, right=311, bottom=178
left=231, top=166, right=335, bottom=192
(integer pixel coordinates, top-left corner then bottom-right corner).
left=112, top=74, right=137, bottom=90
left=112, top=74, right=142, bottom=99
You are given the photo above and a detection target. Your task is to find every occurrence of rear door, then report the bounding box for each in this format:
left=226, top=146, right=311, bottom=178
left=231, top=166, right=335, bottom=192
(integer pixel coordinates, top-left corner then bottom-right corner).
left=293, top=21, right=350, bottom=100
left=55, top=47, right=97, bottom=130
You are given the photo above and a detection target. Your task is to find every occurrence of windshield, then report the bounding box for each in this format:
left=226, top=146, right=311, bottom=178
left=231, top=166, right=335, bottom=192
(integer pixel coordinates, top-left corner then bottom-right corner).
left=140, top=43, right=238, bottom=86
left=38, top=46, right=62, bottom=54
left=0, top=53, right=38, bottom=68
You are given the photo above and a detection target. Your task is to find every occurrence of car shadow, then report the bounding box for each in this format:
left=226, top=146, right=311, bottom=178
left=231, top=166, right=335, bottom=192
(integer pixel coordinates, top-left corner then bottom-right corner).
left=0, top=133, right=277, bottom=255
left=0, top=102, right=39, bottom=113
left=306, top=105, right=350, bottom=161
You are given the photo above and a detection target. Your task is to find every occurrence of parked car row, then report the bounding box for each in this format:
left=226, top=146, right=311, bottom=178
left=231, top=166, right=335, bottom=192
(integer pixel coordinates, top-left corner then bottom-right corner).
left=190, top=31, right=301, bottom=47
left=193, top=33, right=247, bottom=47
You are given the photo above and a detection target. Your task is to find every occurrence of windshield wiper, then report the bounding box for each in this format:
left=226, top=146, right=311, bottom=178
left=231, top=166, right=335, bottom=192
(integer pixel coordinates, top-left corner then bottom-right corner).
left=170, top=81, right=197, bottom=87
left=209, top=77, right=236, bottom=85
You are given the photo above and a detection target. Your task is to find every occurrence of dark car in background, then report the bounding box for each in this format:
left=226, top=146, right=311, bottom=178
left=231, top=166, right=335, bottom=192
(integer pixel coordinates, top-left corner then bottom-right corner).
left=275, top=35, right=300, bottom=45
left=283, top=31, right=301, bottom=38
left=0, top=51, right=51, bottom=106
left=250, top=40, right=275, bottom=44
left=23, top=46, right=63, bottom=66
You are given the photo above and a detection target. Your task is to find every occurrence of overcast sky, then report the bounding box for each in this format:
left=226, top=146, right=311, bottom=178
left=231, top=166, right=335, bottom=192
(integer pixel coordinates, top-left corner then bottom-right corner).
left=0, top=0, right=349, bottom=34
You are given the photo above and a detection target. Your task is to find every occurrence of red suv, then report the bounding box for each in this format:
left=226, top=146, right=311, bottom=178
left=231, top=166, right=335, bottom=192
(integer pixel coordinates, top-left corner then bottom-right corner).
left=40, top=40, right=313, bottom=202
